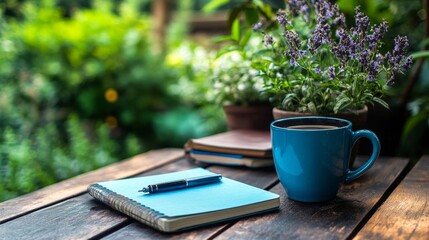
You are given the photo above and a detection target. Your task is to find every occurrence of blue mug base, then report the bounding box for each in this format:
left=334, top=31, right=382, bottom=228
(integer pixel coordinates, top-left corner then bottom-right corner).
left=286, top=192, right=337, bottom=203
left=282, top=182, right=339, bottom=203
left=287, top=196, right=336, bottom=203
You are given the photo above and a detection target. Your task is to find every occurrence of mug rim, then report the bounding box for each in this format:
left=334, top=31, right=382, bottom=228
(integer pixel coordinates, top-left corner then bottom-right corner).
left=271, top=116, right=352, bottom=131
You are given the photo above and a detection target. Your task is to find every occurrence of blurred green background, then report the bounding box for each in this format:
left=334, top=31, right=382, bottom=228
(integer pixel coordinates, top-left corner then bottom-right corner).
left=0, top=0, right=427, bottom=202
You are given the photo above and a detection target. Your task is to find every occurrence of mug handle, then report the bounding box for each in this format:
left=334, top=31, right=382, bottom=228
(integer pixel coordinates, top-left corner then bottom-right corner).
left=345, top=129, right=380, bottom=183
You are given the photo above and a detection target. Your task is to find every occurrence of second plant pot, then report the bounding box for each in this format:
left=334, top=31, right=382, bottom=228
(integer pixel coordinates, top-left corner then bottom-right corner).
left=223, top=105, right=274, bottom=131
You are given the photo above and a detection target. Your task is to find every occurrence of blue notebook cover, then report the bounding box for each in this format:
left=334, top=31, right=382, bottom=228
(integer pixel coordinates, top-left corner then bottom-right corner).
left=88, top=168, right=279, bottom=232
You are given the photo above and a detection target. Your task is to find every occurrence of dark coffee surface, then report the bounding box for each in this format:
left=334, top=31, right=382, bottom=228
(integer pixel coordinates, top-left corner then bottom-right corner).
left=286, top=125, right=338, bottom=130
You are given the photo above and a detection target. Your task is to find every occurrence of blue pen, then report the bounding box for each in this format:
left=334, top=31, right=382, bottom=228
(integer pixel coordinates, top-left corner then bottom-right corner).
left=138, top=174, right=222, bottom=193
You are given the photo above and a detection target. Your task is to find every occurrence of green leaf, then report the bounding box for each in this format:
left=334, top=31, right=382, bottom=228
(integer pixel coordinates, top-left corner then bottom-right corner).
left=203, top=0, right=229, bottom=12
left=239, top=30, right=252, bottom=49
left=411, top=51, right=429, bottom=59
left=211, top=35, right=234, bottom=43
left=334, top=97, right=351, bottom=113
left=402, top=111, right=428, bottom=139
left=252, top=48, right=273, bottom=57
left=372, top=97, right=390, bottom=109
left=253, top=1, right=275, bottom=19
left=216, top=45, right=240, bottom=58
left=308, top=102, right=317, bottom=113
left=244, top=7, right=259, bottom=26
left=251, top=58, right=271, bottom=70
left=231, top=18, right=241, bottom=42
left=228, top=7, right=242, bottom=30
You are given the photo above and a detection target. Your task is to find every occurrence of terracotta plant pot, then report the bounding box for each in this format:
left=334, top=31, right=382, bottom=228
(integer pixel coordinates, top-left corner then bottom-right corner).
left=272, top=106, right=369, bottom=168
left=223, top=105, right=274, bottom=131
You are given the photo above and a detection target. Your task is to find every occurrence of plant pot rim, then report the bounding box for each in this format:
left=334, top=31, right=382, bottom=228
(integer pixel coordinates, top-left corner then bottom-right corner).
left=223, top=104, right=273, bottom=110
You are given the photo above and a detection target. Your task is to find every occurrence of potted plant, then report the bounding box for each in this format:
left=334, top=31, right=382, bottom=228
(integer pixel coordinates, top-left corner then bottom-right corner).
left=252, top=0, right=412, bottom=131
left=209, top=38, right=273, bottom=130
left=201, top=1, right=282, bottom=131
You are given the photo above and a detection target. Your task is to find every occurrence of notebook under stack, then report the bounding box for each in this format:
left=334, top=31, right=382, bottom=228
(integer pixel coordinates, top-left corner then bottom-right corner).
left=185, top=129, right=273, bottom=168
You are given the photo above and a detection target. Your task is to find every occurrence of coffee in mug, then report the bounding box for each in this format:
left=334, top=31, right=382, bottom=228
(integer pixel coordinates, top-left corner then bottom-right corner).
left=271, top=116, right=380, bottom=202
left=286, top=125, right=338, bottom=130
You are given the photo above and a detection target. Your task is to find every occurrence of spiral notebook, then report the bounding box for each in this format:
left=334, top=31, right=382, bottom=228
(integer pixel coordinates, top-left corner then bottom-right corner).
left=87, top=168, right=279, bottom=232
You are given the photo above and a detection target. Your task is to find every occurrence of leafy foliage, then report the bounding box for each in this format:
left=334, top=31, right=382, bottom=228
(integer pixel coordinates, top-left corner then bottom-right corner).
left=203, top=0, right=278, bottom=107
left=210, top=41, right=269, bottom=106
left=0, top=0, right=178, bottom=201
left=0, top=115, right=130, bottom=201
left=1, top=1, right=178, bottom=145
left=165, top=42, right=226, bottom=139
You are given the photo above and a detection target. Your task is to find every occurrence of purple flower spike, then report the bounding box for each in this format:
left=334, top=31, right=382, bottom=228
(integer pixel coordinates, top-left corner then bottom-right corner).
left=368, top=20, right=388, bottom=50
left=253, top=22, right=264, bottom=31
left=314, top=68, right=321, bottom=74
left=289, top=0, right=310, bottom=19
left=402, top=56, right=413, bottom=70
left=393, top=36, right=409, bottom=57
left=355, top=6, right=370, bottom=34
left=328, top=66, right=336, bottom=79
left=264, top=34, right=274, bottom=47
left=388, top=36, right=411, bottom=71
left=277, top=11, right=290, bottom=27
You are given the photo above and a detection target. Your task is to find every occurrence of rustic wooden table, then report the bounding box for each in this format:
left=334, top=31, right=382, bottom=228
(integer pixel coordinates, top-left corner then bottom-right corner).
left=0, top=149, right=428, bottom=240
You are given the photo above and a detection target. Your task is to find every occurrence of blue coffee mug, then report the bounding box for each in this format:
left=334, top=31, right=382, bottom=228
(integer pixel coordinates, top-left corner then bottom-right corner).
left=271, top=116, right=380, bottom=202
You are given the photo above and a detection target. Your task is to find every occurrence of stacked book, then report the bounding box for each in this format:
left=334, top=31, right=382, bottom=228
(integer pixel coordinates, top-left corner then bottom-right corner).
left=185, top=129, right=273, bottom=168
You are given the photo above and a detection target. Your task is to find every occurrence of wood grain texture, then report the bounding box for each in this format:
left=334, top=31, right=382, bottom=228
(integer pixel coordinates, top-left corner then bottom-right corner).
left=0, top=155, right=412, bottom=240
left=0, top=194, right=130, bottom=240
left=0, top=157, right=196, bottom=240
left=214, top=156, right=409, bottom=240
left=0, top=148, right=183, bottom=224
left=102, top=165, right=278, bottom=240
left=355, top=156, right=429, bottom=239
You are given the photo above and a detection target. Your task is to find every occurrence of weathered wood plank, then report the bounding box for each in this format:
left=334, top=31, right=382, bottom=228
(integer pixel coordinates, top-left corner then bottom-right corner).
left=102, top=165, right=278, bottom=240
left=0, top=157, right=195, bottom=240
left=0, top=148, right=183, bottom=224
left=0, top=155, right=411, bottom=240
left=354, top=155, right=429, bottom=239
left=0, top=194, right=130, bottom=240
left=213, top=156, right=409, bottom=240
